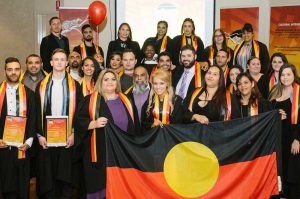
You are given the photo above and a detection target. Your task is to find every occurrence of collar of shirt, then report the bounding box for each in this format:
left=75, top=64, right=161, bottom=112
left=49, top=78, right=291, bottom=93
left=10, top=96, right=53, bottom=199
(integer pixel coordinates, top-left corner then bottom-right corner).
left=7, top=83, right=19, bottom=91
left=184, top=64, right=195, bottom=74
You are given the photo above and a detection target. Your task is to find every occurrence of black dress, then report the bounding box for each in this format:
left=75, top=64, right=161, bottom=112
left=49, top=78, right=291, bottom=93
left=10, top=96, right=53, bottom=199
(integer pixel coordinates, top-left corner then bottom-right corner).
left=257, top=74, right=269, bottom=99
left=272, top=99, right=300, bottom=198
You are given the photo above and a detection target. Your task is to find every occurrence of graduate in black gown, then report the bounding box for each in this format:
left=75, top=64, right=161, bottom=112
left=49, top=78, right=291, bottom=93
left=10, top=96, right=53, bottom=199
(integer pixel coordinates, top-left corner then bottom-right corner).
left=107, top=51, right=123, bottom=76
left=184, top=65, right=237, bottom=123
left=106, top=23, right=141, bottom=65
left=141, top=69, right=184, bottom=132
left=142, top=20, right=172, bottom=56
left=247, top=57, right=269, bottom=99
left=0, top=57, right=36, bottom=199
left=140, top=42, right=157, bottom=75
left=269, top=64, right=300, bottom=199
left=268, top=52, right=288, bottom=91
left=231, top=72, right=272, bottom=119
left=227, top=65, right=242, bottom=94
left=75, top=69, right=139, bottom=198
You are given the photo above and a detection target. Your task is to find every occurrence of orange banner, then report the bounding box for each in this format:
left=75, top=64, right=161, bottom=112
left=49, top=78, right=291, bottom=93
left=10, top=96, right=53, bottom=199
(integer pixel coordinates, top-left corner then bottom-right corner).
left=220, top=7, right=259, bottom=50
left=269, top=6, right=300, bottom=74
left=46, top=116, right=68, bottom=147
left=3, top=116, right=27, bottom=147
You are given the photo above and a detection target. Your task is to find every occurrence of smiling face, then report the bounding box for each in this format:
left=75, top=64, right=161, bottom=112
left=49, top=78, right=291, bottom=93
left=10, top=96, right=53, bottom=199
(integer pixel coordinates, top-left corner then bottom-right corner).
left=243, top=30, right=253, bottom=43
left=157, top=22, right=167, bottom=37
left=182, top=21, right=194, bottom=36
left=157, top=55, right=172, bottom=70
left=144, top=45, right=155, bottom=59
left=280, top=67, right=295, bottom=87
left=229, top=68, right=241, bottom=85
left=110, top=54, right=122, bottom=70
left=237, top=76, right=254, bottom=97
left=247, top=58, right=261, bottom=75
left=214, top=30, right=224, bottom=45
left=272, top=56, right=284, bottom=73
left=102, top=72, right=117, bottom=93
left=26, top=56, right=42, bottom=76
left=205, top=66, right=220, bottom=88
left=82, top=59, right=95, bottom=77
left=180, top=49, right=196, bottom=68
left=153, top=76, right=168, bottom=96
left=118, top=24, right=130, bottom=40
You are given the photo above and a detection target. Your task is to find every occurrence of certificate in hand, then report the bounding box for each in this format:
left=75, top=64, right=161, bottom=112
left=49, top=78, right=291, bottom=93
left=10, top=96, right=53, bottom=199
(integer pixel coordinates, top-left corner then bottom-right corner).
left=3, top=116, right=27, bottom=147
left=46, top=116, right=68, bottom=147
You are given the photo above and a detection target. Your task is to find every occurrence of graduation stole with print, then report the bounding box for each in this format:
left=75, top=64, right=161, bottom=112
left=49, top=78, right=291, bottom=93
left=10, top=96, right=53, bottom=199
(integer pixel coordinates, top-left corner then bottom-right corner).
left=233, top=40, right=260, bottom=64
left=228, top=83, right=235, bottom=94
left=223, top=66, right=229, bottom=86
left=249, top=98, right=259, bottom=116
left=269, top=72, right=277, bottom=91
left=149, top=66, right=157, bottom=84
left=0, top=81, right=27, bottom=159
left=291, top=83, right=300, bottom=124
left=188, top=87, right=203, bottom=112
left=80, top=42, right=100, bottom=59
left=82, top=77, right=94, bottom=96
left=39, top=73, right=76, bottom=138
left=89, top=92, right=134, bottom=162
left=160, top=35, right=168, bottom=53
left=194, top=62, right=202, bottom=88
left=181, top=34, right=198, bottom=52
left=152, top=94, right=171, bottom=124
left=225, top=90, right=232, bottom=121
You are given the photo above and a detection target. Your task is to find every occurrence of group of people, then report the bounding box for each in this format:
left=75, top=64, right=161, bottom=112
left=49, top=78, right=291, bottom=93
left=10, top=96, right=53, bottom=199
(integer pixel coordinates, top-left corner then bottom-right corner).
left=0, top=16, right=299, bottom=199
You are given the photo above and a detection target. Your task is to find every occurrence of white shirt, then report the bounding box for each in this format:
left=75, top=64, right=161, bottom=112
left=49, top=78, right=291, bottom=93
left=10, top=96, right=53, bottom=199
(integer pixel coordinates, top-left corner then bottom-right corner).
left=175, top=65, right=195, bottom=99
left=70, top=69, right=82, bottom=84
left=6, top=83, right=33, bottom=147
left=51, top=78, right=64, bottom=116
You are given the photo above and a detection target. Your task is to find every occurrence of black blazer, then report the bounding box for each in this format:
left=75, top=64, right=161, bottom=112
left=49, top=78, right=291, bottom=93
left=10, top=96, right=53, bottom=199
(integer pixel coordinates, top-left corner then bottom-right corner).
left=40, top=33, right=70, bottom=73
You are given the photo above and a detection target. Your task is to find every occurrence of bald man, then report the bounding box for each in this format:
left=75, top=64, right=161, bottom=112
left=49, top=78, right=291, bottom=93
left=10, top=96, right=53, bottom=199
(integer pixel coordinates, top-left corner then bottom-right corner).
left=67, top=51, right=82, bottom=83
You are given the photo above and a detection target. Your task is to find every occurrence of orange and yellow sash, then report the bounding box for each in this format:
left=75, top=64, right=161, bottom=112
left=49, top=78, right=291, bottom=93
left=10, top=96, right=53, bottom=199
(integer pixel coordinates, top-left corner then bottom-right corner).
left=225, top=90, right=232, bottom=120
left=124, top=85, right=134, bottom=95
left=39, top=73, right=76, bottom=138
left=227, top=83, right=235, bottom=94
left=194, top=62, right=202, bottom=88
left=89, top=92, right=99, bottom=162
left=152, top=94, right=170, bottom=124
left=118, top=92, right=134, bottom=123
left=208, top=46, right=214, bottom=65
left=118, top=71, right=124, bottom=78
left=80, top=42, right=100, bottom=59
left=188, top=87, right=203, bottom=112
left=160, top=36, right=168, bottom=53
left=291, top=83, right=300, bottom=124
left=181, top=34, right=198, bottom=52
left=149, top=66, right=157, bottom=84
left=233, top=40, right=260, bottom=65
left=250, top=99, right=259, bottom=116
left=0, top=81, right=27, bottom=159
left=269, top=73, right=276, bottom=91
left=82, top=77, right=94, bottom=96
left=224, top=66, right=229, bottom=86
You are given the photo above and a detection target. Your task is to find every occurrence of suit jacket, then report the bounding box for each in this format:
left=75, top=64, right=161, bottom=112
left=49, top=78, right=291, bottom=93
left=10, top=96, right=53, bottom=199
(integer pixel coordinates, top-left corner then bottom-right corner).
left=40, top=33, right=70, bottom=73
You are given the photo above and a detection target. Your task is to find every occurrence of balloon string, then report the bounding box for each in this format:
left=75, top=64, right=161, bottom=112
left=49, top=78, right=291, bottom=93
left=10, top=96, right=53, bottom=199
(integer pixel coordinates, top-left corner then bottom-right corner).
left=97, top=26, right=99, bottom=46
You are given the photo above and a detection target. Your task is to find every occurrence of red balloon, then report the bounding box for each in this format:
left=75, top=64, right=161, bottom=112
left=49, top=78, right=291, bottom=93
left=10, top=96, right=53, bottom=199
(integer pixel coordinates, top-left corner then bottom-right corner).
left=88, top=1, right=107, bottom=25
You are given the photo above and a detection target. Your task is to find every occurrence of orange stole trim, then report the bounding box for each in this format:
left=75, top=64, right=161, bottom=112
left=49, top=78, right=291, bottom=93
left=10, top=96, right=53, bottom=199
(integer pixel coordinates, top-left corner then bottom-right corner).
left=89, top=92, right=98, bottom=162
left=269, top=73, right=276, bottom=91
left=208, top=46, right=214, bottom=65
left=291, top=83, right=300, bottom=124
left=194, top=62, right=202, bottom=88
left=118, top=93, right=134, bottom=123
left=253, top=40, right=260, bottom=58
left=39, top=74, right=51, bottom=136
left=224, top=66, right=229, bottom=86
left=250, top=99, right=259, bottom=116
left=160, top=36, right=167, bottom=53
left=233, top=42, right=244, bottom=65
left=225, top=90, right=231, bottom=120
left=118, top=71, right=124, bottom=78
left=149, top=66, right=157, bottom=84
left=152, top=94, right=170, bottom=124
left=67, top=74, right=76, bottom=138
left=82, top=77, right=94, bottom=96
left=188, top=87, right=203, bottom=112
left=80, top=42, right=100, bottom=59
left=181, top=34, right=198, bottom=52
left=18, top=83, right=27, bottom=159
left=0, top=81, right=7, bottom=116
left=124, top=85, right=133, bottom=95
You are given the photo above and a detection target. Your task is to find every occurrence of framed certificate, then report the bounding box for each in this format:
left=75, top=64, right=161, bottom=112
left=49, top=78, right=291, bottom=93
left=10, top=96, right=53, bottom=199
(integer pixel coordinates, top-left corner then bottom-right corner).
left=46, top=116, right=68, bottom=147
left=3, top=116, right=27, bottom=147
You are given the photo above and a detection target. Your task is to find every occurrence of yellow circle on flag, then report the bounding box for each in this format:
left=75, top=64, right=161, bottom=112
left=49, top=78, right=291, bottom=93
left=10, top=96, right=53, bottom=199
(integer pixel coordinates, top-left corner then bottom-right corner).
left=163, top=142, right=219, bottom=198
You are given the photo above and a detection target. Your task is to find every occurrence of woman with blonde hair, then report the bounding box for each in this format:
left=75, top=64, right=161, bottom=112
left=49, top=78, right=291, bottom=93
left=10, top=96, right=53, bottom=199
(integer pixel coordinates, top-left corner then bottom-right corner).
left=141, top=69, right=184, bottom=132
left=269, top=64, right=300, bottom=199
left=75, top=69, right=139, bottom=198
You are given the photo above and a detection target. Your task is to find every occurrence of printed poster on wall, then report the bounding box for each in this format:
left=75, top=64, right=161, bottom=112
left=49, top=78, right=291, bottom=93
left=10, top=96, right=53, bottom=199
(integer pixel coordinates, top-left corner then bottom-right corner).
left=220, top=7, right=259, bottom=50
left=59, top=8, right=99, bottom=52
left=270, top=6, right=300, bottom=73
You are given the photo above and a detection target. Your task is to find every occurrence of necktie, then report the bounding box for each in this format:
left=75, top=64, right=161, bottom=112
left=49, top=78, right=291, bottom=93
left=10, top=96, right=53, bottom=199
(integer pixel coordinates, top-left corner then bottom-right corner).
left=178, top=70, right=189, bottom=99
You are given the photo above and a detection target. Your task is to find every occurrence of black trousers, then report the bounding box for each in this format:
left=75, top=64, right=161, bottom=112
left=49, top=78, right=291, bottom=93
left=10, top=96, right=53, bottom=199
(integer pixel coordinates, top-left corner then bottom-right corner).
left=39, top=180, right=72, bottom=199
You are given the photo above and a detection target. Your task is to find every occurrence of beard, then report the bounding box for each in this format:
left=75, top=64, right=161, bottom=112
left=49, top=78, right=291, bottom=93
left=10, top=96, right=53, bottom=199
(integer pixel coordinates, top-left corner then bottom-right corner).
left=134, top=80, right=148, bottom=94
left=6, top=74, right=20, bottom=83
left=182, top=60, right=195, bottom=69
left=71, top=61, right=79, bottom=68
left=28, top=66, right=40, bottom=76
left=85, top=37, right=93, bottom=42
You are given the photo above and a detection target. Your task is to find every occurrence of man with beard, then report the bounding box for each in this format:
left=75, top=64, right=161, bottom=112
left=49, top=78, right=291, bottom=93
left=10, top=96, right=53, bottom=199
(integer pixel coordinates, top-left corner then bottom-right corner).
left=0, top=57, right=36, bottom=199
left=126, top=66, right=150, bottom=123
left=40, top=17, right=70, bottom=73
left=173, top=45, right=205, bottom=100
left=215, top=49, right=231, bottom=87
left=66, top=51, right=82, bottom=83
left=21, top=54, right=48, bottom=92
left=73, top=24, right=104, bottom=64
left=120, top=49, right=137, bottom=93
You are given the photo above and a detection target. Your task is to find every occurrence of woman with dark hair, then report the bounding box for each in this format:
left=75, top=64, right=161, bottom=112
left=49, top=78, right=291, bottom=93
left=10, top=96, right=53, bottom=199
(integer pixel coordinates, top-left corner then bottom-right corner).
left=184, top=65, right=236, bottom=123
left=269, top=64, right=300, bottom=199
left=204, top=28, right=233, bottom=67
left=79, top=56, right=99, bottom=96
left=142, top=20, right=173, bottom=55
left=172, top=18, right=206, bottom=66
left=75, top=69, right=139, bottom=198
left=140, top=42, right=157, bottom=74
left=107, top=51, right=123, bottom=76
left=227, top=65, right=243, bottom=94
left=106, top=23, right=141, bottom=65
left=141, top=69, right=184, bottom=132
left=247, top=56, right=269, bottom=99
left=269, top=52, right=288, bottom=90
left=231, top=72, right=272, bottom=119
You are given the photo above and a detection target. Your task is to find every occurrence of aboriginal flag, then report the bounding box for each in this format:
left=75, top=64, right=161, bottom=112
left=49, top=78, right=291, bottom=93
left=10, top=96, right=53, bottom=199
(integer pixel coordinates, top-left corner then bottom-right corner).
left=106, top=111, right=281, bottom=199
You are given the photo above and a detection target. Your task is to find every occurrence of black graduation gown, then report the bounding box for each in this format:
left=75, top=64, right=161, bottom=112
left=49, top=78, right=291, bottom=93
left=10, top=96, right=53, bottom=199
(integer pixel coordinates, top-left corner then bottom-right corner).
left=141, top=95, right=184, bottom=132
left=142, top=36, right=173, bottom=55
left=120, top=73, right=133, bottom=93
left=74, top=94, right=140, bottom=193
left=256, top=74, right=269, bottom=99
left=73, top=42, right=104, bottom=60
left=106, top=39, right=141, bottom=65
left=203, top=46, right=234, bottom=67
left=272, top=99, right=300, bottom=194
left=0, top=86, right=36, bottom=199
left=40, top=33, right=70, bottom=73
left=233, top=40, right=270, bottom=75
left=171, top=35, right=206, bottom=66
left=172, top=65, right=206, bottom=99
left=34, top=78, right=83, bottom=196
